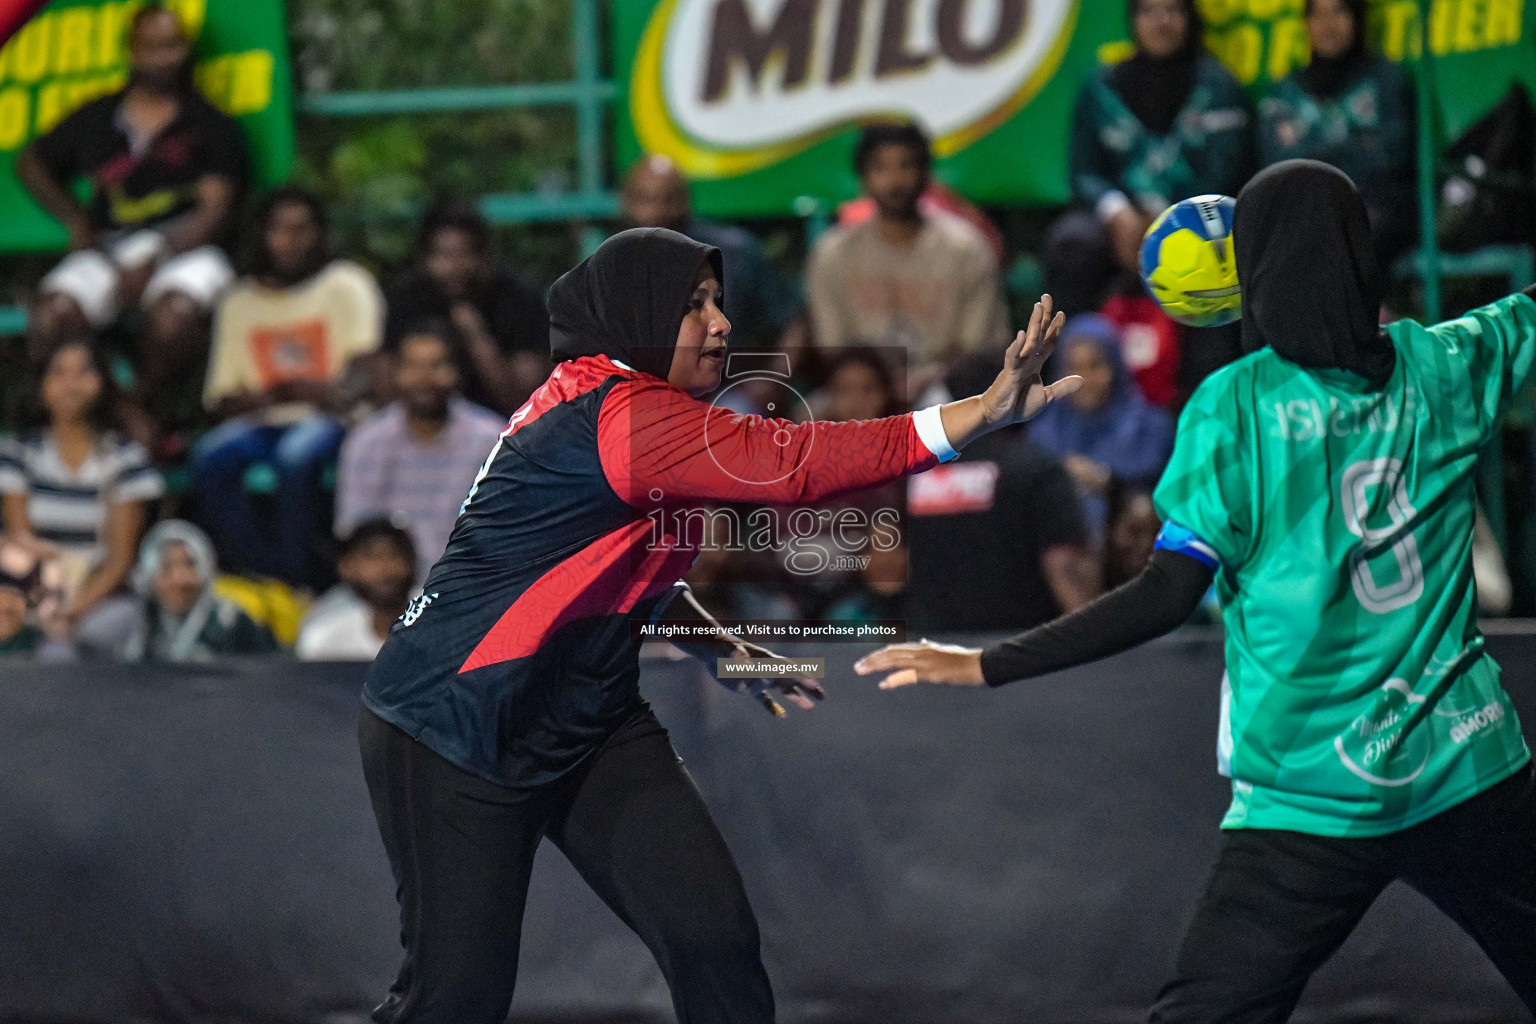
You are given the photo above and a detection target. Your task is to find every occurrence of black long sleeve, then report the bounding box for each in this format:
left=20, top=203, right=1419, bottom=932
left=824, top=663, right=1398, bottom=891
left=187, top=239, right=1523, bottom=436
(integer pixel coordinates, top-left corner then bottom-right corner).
left=979, top=549, right=1216, bottom=686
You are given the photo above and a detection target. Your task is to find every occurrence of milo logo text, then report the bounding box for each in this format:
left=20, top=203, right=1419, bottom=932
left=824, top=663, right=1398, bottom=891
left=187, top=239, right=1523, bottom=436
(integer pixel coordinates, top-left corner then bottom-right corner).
left=633, top=0, right=1078, bottom=175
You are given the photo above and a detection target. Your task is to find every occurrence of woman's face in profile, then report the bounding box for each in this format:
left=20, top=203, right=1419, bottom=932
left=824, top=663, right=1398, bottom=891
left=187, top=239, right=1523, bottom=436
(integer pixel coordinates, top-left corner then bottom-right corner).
left=668, top=275, right=731, bottom=396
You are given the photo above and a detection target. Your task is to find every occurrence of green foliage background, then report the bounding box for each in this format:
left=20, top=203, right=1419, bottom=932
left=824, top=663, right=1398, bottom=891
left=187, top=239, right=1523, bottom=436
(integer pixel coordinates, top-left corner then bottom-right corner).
left=286, top=0, right=585, bottom=281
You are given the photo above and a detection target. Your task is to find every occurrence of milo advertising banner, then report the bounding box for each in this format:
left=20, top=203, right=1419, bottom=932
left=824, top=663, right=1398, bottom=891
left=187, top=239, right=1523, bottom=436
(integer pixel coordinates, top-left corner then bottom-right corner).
left=614, top=0, right=1536, bottom=215
left=0, top=0, right=293, bottom=252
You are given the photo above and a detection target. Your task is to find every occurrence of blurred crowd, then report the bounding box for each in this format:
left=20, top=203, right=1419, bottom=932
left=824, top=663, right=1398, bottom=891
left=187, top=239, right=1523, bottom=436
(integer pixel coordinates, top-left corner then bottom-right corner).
left=0, top=0, right=1499, bottom=663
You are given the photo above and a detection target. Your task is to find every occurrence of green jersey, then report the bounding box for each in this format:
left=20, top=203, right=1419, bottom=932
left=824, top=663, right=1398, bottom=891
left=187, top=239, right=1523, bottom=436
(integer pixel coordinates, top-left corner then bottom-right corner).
left=1153, top=293, right=1536, bottom=837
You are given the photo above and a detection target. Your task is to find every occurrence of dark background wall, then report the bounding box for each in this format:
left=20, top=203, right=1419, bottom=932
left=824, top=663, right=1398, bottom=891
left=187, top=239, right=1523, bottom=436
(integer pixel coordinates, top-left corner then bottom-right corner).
left=2, top=631, right=1533, bottom=1023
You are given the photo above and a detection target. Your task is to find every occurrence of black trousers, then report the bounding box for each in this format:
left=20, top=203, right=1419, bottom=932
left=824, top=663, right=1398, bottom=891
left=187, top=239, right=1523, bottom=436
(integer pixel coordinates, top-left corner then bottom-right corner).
left=1150, top=763, right=1536, bottom=1023
left=358, top=706, right=775, bottom=1024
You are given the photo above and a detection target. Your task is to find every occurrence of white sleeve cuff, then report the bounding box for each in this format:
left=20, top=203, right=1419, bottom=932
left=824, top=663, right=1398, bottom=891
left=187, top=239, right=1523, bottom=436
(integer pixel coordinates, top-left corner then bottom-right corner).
left=1095, top=190, right=1132, bottom=222
left=912, top=405, right=959, bottom=462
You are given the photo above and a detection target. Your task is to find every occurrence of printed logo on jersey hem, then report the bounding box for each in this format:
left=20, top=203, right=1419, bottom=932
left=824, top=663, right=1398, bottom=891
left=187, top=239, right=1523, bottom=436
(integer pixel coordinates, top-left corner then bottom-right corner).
left=1334, top=678, right=1431, bottom=787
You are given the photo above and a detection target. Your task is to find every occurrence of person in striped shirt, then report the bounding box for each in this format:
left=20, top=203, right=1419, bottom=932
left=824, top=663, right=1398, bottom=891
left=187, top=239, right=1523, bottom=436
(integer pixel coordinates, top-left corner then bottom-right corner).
left=0, top=340, right=163, bottom=646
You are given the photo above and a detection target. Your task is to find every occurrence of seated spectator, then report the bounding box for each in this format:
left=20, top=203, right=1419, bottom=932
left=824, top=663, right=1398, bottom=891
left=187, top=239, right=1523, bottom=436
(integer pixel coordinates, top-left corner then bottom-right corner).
left=335, top=320, right=505, bottom=585
left=906, top=354, right=1099, bottom=634
left=1047, top=0, right=1252, bottom=387
left=805, top=123, right=1007, bottom=378
left=818, top=535, right=909, bottom=623
left=1258, top=0, right=1415, bottom=267
left=296, top=519, right=415, bottom=661
left=16, top=3, right=246, bottom=447
left=1028, top=315, right=1174, bottom=532
left=195, top=186, right=383, bottom=585
left=0, top=536, right=71, bottom=660
left=1098, top=292, right=1181, bottom=409
left=622, top=156, right=794, bottom=349
left=0, top=561, right=40, bottom=659
left=0, top=340, right=163, bottom=649
left=121, top=519, right=276, bottom=661
left=836, top=180, right=1006, bottom=265
left=1055, top=0, right=1252, bottom=288
left=1101, top=482, right=1162, bottom=590
left=818, top=347, right=902, bottom=422
left=384, top=201, right=549, bottom=415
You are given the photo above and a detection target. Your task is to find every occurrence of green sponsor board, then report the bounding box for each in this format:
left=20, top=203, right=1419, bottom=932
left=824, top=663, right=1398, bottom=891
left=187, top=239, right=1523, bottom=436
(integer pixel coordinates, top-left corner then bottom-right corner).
left=614, top=0, right=1536, bottom=216
left=0, top=0, right=293, bottom=252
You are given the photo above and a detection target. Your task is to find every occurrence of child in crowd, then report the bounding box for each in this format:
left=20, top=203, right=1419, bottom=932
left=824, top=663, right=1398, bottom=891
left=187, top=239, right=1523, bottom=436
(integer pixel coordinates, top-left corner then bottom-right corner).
left=121, top=520, right=277, bottom=662
left=296, top=519, right=415, bottom=661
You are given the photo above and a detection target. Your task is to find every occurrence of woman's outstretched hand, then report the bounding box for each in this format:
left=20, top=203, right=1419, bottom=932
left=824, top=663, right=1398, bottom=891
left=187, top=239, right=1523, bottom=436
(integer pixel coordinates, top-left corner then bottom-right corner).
left=937, top=294, right=1080, bottom=453
left=853, top=639, right=985, bottom=690
left=980, top=294, right=1078, bottom=427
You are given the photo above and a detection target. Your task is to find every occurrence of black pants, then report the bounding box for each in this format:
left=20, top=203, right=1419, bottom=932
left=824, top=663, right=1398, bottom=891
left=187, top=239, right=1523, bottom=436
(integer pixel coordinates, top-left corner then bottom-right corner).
left=358, top=706, right=775, bottom=1024
left=1150, top=763, right=1536, bottom=1023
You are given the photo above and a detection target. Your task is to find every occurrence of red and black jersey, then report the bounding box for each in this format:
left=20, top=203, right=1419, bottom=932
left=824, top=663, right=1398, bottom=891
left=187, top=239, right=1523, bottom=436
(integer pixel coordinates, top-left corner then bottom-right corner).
left=362, top=355, right=950, bottom=787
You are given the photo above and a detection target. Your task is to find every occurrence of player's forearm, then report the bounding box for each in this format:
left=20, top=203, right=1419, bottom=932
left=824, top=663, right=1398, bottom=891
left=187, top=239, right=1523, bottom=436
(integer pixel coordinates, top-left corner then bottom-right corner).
left=979, top=550, right=1212, bottom=686
left=603, top=382, right=945, bottom=506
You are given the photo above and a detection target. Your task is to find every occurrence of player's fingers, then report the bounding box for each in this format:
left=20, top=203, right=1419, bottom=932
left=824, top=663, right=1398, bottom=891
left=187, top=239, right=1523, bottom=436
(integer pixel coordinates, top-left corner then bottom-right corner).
left=878, top=669, right=921, bottom=690
left=1043, top=309, right=1066, bottom=348
left=1014, top=303, right=1044, bottom=363
left=1004, top=327, right=1027, bottom=367
left=798, top=677, right=826, bottom=700
left=1045, top=376, right=1083, bottom=403
left=786, top=689, right=817, bottom=710
left=854, top=644, right=919, bottom=673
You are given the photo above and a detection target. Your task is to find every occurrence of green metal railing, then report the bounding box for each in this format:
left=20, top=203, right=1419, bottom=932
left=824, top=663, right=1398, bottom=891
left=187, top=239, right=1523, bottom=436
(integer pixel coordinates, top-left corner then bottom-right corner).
left=294, top=0, right=618, bottom=230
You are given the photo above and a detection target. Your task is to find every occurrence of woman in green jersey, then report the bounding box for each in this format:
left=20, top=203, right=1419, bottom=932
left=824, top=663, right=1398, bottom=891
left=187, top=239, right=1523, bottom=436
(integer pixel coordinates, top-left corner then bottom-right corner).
left=857, top=159, right=1536, bottom=1021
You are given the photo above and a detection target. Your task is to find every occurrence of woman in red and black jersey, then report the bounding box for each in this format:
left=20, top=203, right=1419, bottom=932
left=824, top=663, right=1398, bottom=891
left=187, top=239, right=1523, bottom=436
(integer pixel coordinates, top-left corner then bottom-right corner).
left=357, top=227, right=1077, bottom=1023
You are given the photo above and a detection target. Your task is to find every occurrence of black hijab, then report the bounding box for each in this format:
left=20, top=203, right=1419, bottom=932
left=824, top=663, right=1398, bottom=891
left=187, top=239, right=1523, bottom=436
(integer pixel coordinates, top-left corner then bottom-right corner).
left=1110, top=0, right=1205, bottom=136
left=547, top=227, right=723, bottom=380
left=1234, top=159, right=1393, bottom=384
left=1298, top=0, right=1369, bottom=99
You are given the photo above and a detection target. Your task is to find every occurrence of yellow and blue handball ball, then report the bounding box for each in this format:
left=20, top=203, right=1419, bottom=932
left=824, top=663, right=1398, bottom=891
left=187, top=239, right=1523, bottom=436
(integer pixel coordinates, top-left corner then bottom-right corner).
left=1139, top=194, right=1241, bottom=328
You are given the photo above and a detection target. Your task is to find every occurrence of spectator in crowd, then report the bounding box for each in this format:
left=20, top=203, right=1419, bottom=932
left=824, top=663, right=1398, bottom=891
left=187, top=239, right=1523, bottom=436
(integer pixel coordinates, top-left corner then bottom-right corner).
left=805, top=122, right=1008, bottom=375
left=0, top=536, right=70, bottom=659
left=836, top=180, right=1006, bottom=265
left=0, top=562, right=41, bottom=658
left=1098, top=291, right=1182, bottom=409
left=335, top=320, right=505, bottom=585
left=905, top=354, right=1099, bottom=634
left=0, top=340, right=163, bottom=648
left=1258, top=0, right=1416, bottom=267
left=623, top=155, right=795, bottom=349
left=1101, top=482, right=1162, bottom=590
left=120, top=519, right=276, bottom=662
left=1028, top=315, right=1174, bottom=532
left=296, top=519, right=415, bottom=661
left=16, top=3, right=247, bottom=447
left=1058, top=0, right=1252, bottom=287
left=194, top=186, right=383, bottom=585
left=384, top=201, right=550, bottom=415
left=819, top=534, right=909, bottom=623
left=1047, top=0, right=1252, bottom=390
left=818, top=346, right=902, bottom=421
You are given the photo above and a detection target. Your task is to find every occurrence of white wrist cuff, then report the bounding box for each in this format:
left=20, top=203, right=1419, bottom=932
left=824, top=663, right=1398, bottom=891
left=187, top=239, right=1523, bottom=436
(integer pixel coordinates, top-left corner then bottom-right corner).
left=913, top=405, right=959, bottom=462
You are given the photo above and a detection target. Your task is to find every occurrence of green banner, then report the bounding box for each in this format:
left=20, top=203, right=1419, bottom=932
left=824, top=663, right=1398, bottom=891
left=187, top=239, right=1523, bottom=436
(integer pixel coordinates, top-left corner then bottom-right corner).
left=614, top=0, right=1536, bottom=216
left=0, top=0, right=293, bottom=252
